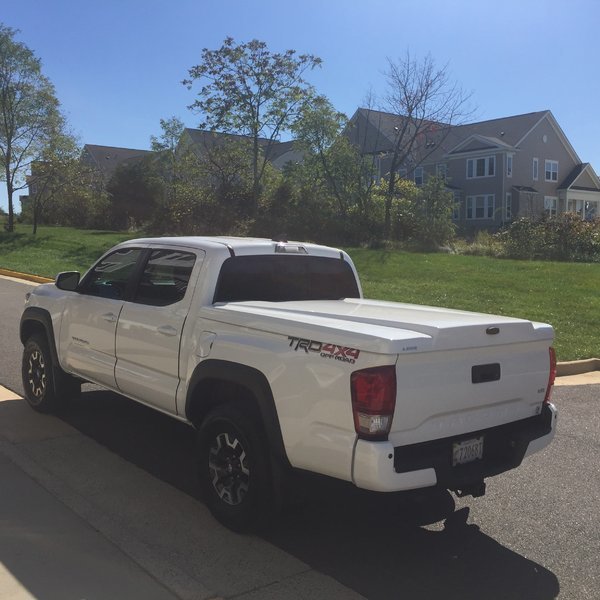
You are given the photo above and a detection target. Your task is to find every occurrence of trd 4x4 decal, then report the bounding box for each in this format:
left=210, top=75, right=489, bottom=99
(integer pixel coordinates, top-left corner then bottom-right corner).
left=288, top=336, right=360, bottom=364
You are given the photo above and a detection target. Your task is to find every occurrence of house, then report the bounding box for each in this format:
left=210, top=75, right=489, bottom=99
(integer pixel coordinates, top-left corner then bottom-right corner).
left=345, top=108, right=600, bottom=232
left=178, top=129, right=303, bottom=170
left=81, top=144, right=153, bottom=183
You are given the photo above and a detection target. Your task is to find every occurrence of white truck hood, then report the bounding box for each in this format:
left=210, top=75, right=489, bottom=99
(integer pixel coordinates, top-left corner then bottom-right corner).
left=204, top=298, right=553, bottom=355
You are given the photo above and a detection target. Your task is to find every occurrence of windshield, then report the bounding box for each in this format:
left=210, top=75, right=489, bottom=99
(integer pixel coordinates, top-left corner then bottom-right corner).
left=214, top=255, right=360, bottom=303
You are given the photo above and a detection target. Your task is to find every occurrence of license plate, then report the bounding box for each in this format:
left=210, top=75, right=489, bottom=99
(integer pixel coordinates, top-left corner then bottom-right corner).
left=452, top=436, right=484, bottom=466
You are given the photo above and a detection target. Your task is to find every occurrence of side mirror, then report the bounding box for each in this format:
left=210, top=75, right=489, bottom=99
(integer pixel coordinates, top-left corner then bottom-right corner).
left=55, top=271, right=80, bottom=291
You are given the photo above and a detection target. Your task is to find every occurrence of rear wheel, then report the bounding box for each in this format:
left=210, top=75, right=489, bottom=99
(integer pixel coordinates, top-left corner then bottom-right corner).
left=21, top=334, right=79, bottom=413
left=198, top=403, right=274, bottom=532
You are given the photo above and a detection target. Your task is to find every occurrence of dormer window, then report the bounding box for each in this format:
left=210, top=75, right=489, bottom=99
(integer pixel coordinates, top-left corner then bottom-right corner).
left=467, top=156, right=495, bottom=179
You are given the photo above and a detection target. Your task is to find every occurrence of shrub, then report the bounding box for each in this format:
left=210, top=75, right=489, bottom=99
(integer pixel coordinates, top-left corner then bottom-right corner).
left=455, top=231, right=504, bottom=257
left=500, top=215, right=600, bottom=262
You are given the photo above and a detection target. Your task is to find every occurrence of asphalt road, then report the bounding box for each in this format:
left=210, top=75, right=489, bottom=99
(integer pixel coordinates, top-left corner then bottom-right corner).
left=2, top=276, right=599, bottom=599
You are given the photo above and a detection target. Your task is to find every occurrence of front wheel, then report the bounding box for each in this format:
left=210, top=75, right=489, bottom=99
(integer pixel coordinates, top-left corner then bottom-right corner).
left=21, top=334, right=79, bottom=413
left=197, top=403, right=274, bottom=532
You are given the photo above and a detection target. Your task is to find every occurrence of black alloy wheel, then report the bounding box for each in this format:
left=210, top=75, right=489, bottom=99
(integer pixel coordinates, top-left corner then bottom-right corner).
left=208, top=429, right=251, bottom=506
left=198, top=402, right=273, bottom=532
left=22, top=335, right=62, bottom=413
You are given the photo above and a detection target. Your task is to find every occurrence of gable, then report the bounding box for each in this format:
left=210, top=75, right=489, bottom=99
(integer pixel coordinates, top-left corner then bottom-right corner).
left=573, top=170, right=599, bottom=190
left=344, top=109, right=396, bottom=154
left=446, top=134, right=515, bottom=157
left=559, top=163, right=600, bottom=191
left=518, top=112, right=580, bottom=164
left=458, top=140, right=496, bottom=153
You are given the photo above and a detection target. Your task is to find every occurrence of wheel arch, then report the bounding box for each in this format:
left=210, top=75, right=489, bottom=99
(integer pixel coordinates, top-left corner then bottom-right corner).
left=20, top=307, right=60, bottom=367
left=186, top=359, right=290, bottom=468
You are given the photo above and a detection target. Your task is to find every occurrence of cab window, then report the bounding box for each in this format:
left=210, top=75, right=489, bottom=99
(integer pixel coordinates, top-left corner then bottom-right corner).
left=214, top=255, right=359, bottom=302
left=79, top=248, right=142, bottom=299
left=134, top=249, right=197, bottom=306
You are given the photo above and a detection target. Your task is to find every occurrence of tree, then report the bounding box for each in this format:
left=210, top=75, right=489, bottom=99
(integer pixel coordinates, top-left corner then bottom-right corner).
left=183, top=37, right=321, bottom=213
left=149, top=116, right=254, bottom=234
left=0, top=24, right=62, bottom=231
left=25, top=123, right=81, bottom=233
left=150, top=116, right=186, bottom=226
left=380, top=51, right=473, bottom=238
left=291, top=97, right=381, bottom=242
left=412, top=176, right=456, bottom=248
left=292, top=96, right=349, bottom=215
left=106, top=157, right=161, bottom=230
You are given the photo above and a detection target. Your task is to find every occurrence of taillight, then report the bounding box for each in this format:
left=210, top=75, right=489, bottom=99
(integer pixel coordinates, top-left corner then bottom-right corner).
left=351, top=365, right=396, bottom=440
left=544, top=347, right=557, bottom=404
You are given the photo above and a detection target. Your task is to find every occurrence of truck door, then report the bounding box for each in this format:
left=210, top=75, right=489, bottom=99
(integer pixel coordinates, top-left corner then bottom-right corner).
left=60, top=247, right=144, bottom=387
left=114, top=248, right=202, bottom=413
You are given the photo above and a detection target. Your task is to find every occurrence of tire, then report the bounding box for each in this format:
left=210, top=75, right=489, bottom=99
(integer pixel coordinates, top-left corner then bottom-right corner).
left=21, top=334, right=79, bottom=413
left=197, top=402, right=274, bottom=533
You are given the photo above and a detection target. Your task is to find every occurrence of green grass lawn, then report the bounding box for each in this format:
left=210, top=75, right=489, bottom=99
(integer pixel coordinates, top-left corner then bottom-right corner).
left=347, top=248, right=600, bottom=362
left=0, top=225, right=135, bottom=277
left=0, top=225, right=597, bottom=361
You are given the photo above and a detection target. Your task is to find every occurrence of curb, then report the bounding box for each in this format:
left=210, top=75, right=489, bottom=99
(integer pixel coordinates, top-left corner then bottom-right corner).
left=556, top=358, right=600, bottom=377
left=0, top=267, right=53, bottom=284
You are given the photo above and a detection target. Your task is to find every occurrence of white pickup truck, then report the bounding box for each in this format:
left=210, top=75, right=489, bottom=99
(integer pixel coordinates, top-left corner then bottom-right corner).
left=20, top=236, right=557, bottom=531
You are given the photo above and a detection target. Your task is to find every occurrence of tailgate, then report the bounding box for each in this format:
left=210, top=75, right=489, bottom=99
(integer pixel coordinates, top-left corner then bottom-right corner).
left=389, top=339, right=552, bottom=447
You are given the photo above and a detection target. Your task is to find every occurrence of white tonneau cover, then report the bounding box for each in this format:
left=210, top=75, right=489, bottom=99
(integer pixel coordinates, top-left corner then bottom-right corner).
left=205, top=298, right=553, bottom=355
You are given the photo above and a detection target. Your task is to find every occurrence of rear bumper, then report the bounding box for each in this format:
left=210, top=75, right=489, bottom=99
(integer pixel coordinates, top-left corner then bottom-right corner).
left=352, top=403, right=557, bottom=492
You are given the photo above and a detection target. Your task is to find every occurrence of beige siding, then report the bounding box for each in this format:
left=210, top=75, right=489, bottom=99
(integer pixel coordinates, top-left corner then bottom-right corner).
left=514, top=115, right=579, bottom=197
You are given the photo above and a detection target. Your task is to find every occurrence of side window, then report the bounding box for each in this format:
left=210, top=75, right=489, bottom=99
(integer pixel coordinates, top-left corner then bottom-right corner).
left=80, top=248, right=143, bottom=299
left=134, top=249, right=196, bottom=306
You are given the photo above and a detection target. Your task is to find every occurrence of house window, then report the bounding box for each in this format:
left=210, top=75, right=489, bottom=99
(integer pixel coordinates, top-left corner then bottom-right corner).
left=506, top=154, right=513, bottom=178
left=452, top=193, right=461, bottom=220
left=414, top=166, right=424, bottom=186
left=568, top=199, right=598, bottom=220
left=466, top=195, right=495, bottom=219
left=533, top=158, right=539, bottom=181
left=436, top=163, right=447, bottom=180
left=545, top=160, right=558, bottom=182
left=467, top=156, right=495, bottom=179
left=374, top=156, right=382, bottom=182
left=544, top=196, right=558, bottom=217
left=505, top=192, right=512, bottom=220
left=398, top=167, right=407, bottom=179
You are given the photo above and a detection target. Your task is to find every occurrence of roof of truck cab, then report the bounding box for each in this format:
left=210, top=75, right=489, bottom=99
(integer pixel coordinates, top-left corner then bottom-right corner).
left=117, top=236, right=345, bottom=257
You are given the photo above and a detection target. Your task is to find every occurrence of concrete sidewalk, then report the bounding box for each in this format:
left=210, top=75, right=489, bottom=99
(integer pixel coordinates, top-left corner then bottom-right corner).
left=0, top=385, right=364, bottom=600
left=554, top=370, right=600, bottom=386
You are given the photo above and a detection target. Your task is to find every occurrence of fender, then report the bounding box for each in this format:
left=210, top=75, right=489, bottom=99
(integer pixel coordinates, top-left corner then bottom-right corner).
left=186, top=359, right=290, bottom=467
left=20, top=306, right=80, bottom=395
left=20, top=306, right=61, bottom=367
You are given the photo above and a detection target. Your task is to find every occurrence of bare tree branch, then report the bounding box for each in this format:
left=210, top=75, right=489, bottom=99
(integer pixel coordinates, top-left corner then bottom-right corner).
left=380, top=50, right=474, bottom=238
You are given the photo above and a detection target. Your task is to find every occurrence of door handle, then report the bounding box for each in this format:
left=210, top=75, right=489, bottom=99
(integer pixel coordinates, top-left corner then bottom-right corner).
left=101, top=313, right=118, bottom=323
left=157, top=325, right=178, bottom=337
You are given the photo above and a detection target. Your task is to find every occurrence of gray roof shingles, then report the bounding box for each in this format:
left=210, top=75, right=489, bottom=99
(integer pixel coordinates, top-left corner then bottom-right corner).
left=83, top=144, right=151, bottom=178
left=352, top=108, right=548, bottom=164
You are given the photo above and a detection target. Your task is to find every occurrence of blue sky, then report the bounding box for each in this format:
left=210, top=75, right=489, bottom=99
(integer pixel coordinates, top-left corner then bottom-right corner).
left=2, top=0, right=599, bottom=212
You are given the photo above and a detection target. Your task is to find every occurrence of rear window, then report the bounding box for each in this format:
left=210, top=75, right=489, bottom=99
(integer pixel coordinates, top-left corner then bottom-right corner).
left=214, top=255, right=360, bottom=303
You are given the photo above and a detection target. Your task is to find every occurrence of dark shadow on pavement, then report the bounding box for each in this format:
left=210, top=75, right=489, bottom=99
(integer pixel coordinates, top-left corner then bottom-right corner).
left=265, top=476, right=559, bottom=600
left=60, top=390, right=560, bottom=600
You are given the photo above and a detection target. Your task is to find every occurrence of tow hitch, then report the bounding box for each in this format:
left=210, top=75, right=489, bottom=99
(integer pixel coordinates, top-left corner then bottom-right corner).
left=453, top=481, right=486, bottom=498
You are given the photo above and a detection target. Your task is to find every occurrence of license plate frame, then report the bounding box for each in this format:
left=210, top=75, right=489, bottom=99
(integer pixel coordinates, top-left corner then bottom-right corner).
left=452, top=436, right=484, bottom=466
